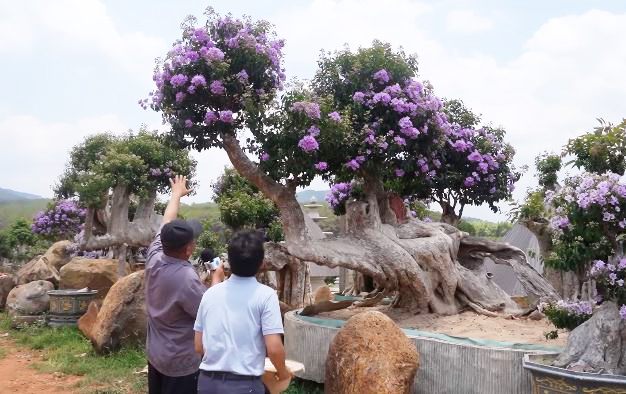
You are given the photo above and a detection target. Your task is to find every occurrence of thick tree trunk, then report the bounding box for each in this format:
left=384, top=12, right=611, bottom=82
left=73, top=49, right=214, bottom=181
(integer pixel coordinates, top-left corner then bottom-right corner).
left=221, top=132, right=556, bottom=314
left=440, top=201, right=460, bottom=227
left=554, top=302, right=626, bottom=374
left=81, top=186, right=161, bottom=251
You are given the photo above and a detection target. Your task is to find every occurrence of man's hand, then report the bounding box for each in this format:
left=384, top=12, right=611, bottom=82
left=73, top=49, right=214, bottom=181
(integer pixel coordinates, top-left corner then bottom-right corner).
left=162, top=175, right=192, bottom=225
left=210, top=264, right=225, bottom=286
left=170, top=175, right=192, bottom=198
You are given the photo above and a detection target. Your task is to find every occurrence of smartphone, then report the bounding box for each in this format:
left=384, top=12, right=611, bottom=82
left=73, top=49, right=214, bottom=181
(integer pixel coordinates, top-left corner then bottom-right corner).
left=208, top=257, right=221, bottom=271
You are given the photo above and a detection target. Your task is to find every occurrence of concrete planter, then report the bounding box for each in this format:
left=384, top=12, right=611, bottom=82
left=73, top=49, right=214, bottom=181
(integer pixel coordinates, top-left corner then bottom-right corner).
left=47, top=289, right=98, bottom=327
left=284, top=310, right=562, bottom=394
left=523, top=353, right=626, bottom=393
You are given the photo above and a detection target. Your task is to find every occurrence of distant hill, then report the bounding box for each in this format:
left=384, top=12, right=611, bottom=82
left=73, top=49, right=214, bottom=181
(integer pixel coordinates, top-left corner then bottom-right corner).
left=0, top=199, right=50, bottom=229
left=0, top=188, right=43, bottom=202
left=296, top=190, right=329, bottom=203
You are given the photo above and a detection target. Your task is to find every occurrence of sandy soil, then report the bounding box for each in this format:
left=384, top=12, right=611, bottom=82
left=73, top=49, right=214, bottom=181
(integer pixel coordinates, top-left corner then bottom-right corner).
left=0, top=335, right=80, bottom=394
left=318, top=306, right=569, bottom=347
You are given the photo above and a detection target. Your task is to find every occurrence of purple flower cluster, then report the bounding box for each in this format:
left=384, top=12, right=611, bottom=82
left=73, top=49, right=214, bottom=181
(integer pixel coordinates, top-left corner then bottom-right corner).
left=537, top=300, right=593, bottom=316
left=291, top=101, right=321, bottom=119
left=32, top=200, right=86, bottom=238
left=298, top=135, right=319, bottom=153
left=325, top=182, right=352, bottom=209
left=146, top=13, right=286, bottom=129
left=548, top=172, right=626, bottom=236
left=149, top=167, right=174, bottom=178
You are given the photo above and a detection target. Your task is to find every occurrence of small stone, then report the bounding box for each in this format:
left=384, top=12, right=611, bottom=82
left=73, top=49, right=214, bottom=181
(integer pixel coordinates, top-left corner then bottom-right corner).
left=529, top=309, right=544, bottom=321
left=6, top=280, right=54, bottom=316
left=313, top=285, right=332, bottom=303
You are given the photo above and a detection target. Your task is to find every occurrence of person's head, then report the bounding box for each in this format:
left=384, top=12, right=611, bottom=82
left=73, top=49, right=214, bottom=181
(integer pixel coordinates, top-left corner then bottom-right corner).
left=161, top=219, right=203, bottom=260
left=227, top=229, right=265, bottom=277
left=199, top=248, right=215, bottom=263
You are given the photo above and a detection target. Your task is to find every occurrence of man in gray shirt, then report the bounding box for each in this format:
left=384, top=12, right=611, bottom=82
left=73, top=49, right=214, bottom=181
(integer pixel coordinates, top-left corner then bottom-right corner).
left=145, top=175, right=224, bottom=394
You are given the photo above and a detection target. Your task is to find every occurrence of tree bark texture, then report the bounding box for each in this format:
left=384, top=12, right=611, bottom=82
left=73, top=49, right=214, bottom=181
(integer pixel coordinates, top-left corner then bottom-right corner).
left=81, top=187, right=161, bottom=251
left=222, top=133, right=559, bottom=314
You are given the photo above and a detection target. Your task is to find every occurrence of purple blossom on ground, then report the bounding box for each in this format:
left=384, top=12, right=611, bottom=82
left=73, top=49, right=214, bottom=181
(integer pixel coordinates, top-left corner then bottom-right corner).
left=373, top=69, right=390, bottom=83
left=298, top=135, right=319, bottom=152
left=315, top=162, right=328, bottom=171
left=191, top=75, right=207, bottom=86
left=218, top=110, right=233, bottom=123
left=328, top=112, right=341, bottom=122
left=260, top=152, right=270, bottom=161
left=210, top=80, right=225, bottom=95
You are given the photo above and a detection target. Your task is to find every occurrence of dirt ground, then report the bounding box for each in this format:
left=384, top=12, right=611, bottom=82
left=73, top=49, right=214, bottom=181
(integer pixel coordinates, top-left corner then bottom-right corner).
left=318, top=306, right=569, bottom=347
left=0, top=336, right=80, bottom=394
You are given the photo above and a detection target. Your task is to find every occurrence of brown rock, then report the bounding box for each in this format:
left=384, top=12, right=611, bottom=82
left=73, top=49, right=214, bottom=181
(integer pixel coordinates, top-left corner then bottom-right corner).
left=15, top=256, right=60, bottom=287
left=60, top=258, right=129, bottom=298
left=325, top=311, right=419, bottom=394
left=313, top=285, right=333, bottom=303
left=78, top=270, right=146, bottom=353
left=0, top=273, right=16, bottom=310
left=42, top=240, right=73, bottom=270
left=6, top=280, right=54, bottom=315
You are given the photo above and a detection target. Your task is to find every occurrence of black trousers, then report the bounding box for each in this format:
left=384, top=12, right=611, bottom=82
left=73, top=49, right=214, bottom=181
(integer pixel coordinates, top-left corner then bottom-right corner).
left=148, top=363, right=199, bottom=394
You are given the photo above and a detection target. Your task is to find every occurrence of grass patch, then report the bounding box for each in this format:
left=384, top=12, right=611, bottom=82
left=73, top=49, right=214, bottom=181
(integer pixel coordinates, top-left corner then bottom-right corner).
left=285, top=378, right=324, bottom=394
left=0, top=312, right=147, bottom=393
left=0, top=345, right=6, bottom=359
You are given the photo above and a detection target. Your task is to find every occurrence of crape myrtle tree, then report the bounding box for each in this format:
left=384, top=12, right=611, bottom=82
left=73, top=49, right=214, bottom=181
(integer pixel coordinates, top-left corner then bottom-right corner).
left=56, top=129, right=196, bottom=262
left=147, top=10, right=556, bottom=313
left=413, top=99, right=521, bottom=227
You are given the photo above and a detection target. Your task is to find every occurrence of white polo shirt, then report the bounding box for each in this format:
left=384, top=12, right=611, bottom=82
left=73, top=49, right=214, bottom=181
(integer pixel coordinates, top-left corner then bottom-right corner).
left=193, top=274, right=284, bottom=376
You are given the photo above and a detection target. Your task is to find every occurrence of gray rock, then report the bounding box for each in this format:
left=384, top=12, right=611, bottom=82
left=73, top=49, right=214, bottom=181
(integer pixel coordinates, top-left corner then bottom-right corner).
left=6, top=280, right=54, bottom=315
left=0, top=273, right=16, bottom=310
left=529, top=309, right=544, bottom=320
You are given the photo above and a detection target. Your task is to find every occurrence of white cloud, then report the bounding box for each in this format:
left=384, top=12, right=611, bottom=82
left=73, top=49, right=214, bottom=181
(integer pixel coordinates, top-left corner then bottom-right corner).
left=446, top=9, right=494, bottom=33
left=0, top=0, right=165, bottom=71
left=0, top=114, right=129, bottom=197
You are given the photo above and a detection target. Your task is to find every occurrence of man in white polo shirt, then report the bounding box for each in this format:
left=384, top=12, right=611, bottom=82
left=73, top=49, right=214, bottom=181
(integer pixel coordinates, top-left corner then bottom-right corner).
left=194, top=230, right=291, bottom=393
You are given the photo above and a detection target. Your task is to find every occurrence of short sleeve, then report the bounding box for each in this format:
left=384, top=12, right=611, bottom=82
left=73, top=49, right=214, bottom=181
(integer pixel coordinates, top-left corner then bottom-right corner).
left=194, top=294, right=206, bottom=332
left=179, top=269, right=207, bottom=318
left=261, top=292, right=284, bottom=336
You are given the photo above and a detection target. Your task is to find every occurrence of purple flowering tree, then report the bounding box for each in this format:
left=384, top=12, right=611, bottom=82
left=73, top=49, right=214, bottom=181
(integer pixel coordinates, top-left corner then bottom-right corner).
left=56, top=130, right=196, bottom=259
left=413, top=99, right=521, bottom=226
left=149, top=13, right=556, bottom=313
left=31, top=200, right=86, bottom=240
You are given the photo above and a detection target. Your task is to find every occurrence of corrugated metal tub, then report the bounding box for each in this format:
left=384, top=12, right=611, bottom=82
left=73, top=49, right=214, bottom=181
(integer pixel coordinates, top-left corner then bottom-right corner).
left=284, top=310, right=563, bottom=394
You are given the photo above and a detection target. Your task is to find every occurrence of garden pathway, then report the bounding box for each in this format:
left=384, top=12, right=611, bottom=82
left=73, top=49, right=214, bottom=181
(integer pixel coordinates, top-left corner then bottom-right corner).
left=0, top=335, right=79, bottom=393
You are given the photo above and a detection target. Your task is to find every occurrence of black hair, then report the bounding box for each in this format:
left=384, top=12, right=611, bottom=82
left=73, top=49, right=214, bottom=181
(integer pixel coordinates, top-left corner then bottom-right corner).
left=227, top=230, right=265, bottom=277
left=199, top=248, right=215, bottom=263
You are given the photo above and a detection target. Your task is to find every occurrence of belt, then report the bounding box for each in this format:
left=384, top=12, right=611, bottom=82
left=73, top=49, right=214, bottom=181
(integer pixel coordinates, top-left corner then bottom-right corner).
left=200, top=370, right=261, bottom=381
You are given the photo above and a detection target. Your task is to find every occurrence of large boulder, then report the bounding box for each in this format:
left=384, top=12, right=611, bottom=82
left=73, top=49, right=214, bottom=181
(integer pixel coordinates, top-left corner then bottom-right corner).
left=60, top=258, right=129, bottom=299
left=6, top=280, right=54, bottom=315
left=325, top=311, right=419, bottom=394
left=0, top=273, right=16, bottom=310
left=78, top=270, right=146, bottom=353
left=15, top=256, right=60, bottom=287
left=42, top=240, right=73, bottom=270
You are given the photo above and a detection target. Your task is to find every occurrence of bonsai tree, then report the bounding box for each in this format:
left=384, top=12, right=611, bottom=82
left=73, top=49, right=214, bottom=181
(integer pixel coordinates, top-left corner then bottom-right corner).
left=56, top=129, right=196, bottom=258
left=419, top=99, right=521, bottom=226
left=146, top=10, right=556, bottom=313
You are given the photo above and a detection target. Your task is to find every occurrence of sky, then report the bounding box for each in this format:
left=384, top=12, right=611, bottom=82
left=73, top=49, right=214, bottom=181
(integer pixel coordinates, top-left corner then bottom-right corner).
left=1, top=0, right=626, bottom=221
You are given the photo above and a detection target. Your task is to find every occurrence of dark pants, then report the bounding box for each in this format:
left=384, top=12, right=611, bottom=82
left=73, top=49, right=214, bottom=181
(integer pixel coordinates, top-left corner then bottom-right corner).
left=148, top=363, right=199, bottom=394
left=197, top=371, right=266, bottom=394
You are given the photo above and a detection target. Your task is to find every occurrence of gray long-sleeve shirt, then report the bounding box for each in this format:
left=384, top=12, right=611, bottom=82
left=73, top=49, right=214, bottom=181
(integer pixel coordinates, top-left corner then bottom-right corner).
left=145, top=232, right=207, bottom=377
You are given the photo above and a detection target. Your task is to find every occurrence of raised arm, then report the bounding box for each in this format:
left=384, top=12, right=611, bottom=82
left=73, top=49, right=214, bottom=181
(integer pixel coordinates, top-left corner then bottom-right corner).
left=162, top=175, right=192, bottom=225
